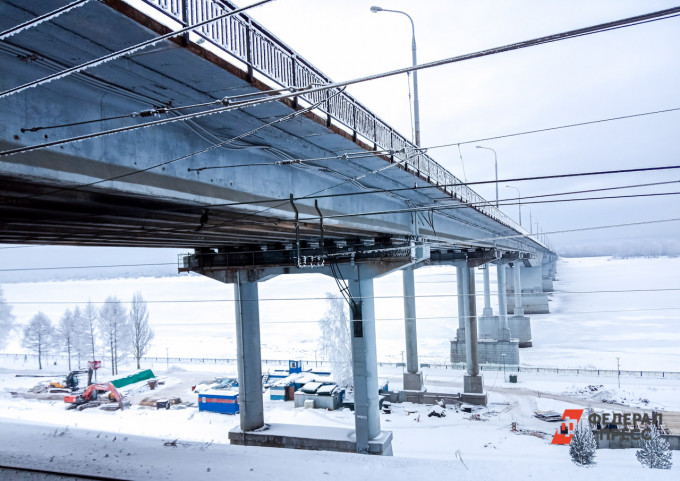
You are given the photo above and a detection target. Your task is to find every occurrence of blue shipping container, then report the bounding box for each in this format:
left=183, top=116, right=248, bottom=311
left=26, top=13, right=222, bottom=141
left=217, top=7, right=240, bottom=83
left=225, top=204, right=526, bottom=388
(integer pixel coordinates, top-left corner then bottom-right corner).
left=198, top=392, right=239, bottom=414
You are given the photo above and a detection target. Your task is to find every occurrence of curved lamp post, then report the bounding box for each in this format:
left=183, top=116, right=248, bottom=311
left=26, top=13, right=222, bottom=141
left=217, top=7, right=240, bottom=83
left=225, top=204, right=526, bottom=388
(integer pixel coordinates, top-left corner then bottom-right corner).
left=370, top=6, right=420, bottom=147
left=476, top=145, right=498, bottom=207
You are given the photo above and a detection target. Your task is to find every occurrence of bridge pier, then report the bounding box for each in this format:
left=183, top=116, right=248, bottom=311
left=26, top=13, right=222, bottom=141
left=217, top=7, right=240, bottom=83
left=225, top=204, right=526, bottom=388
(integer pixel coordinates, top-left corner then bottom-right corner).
left=450, top=263, right=469, bottom=363
left=401, top=266, right=423, bottom=391
left=462, top=266, right=487, bottom=405
left=507, top=264, right=550, bottom=315
left=234, top=270, right=265, bottom=431
left=347, top=267, right=386, bottom=453
left=508, top=263, right=533, bottom=347
left=478, top=266, right=500, bottom=340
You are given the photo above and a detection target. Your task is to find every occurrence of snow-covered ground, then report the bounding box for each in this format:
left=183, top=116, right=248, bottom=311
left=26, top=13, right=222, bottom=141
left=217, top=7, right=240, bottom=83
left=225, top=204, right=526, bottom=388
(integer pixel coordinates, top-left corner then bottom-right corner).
left=3, top=256, right=680, bottom=371
left=0, top=364, right=677, bottom=479
left=1, top=256, right=679, bottom=478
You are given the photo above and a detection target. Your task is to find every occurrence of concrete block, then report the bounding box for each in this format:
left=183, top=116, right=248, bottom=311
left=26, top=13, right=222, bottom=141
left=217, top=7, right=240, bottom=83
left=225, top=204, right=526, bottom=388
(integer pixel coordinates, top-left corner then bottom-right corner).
left=229, top=423, right=393, bottom=455
left=477, top=339, right=520, bottom=364
left=478, top=316, right=499, bottom=339
left=452, top=339, right=520, bottom=364
left=403, top=372, right=424, bottom=391
left=508, top=316, right=532, bottom=347
left=450, top=338, right=466, bottom=363
left=460, top=392, right=488, bottom=406
left=507, top=292, right=549, bottom=314
left=463, top=375, right=484, bottom=394
left=542, top=277, right=554, bottom=292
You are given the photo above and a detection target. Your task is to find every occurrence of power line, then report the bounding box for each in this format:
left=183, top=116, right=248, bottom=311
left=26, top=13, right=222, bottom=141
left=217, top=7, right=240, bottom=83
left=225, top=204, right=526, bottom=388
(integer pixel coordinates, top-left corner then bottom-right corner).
left=0, top=0, right=91, bottom=40
left=427, top=106, right=680, bottom=148
left=1, top=86, right=344, bottom=206
left=0, top=262, right=177, bottom=272
left=3, top=6, right=679, bottom=157
left=6, top=288, right=680, bottom=303
left=0, top=0, right=275, bottom=99
left=291, top=190, right=680, bottom=223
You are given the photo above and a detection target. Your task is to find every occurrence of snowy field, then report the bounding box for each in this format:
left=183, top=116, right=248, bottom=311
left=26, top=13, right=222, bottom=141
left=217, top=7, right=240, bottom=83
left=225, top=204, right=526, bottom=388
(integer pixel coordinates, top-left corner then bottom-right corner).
left=1, top=256, right=679, bottom=478
left=2, top=256, right=680, bottom=371
left=0, top=364, right=678, bottom=479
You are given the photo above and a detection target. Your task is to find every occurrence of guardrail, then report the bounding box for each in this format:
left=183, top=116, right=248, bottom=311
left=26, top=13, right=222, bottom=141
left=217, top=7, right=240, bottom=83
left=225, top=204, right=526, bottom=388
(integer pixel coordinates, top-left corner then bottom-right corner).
left=3, top=353, right=678, bottom=379
left=135, top=0, right=545, bottom=248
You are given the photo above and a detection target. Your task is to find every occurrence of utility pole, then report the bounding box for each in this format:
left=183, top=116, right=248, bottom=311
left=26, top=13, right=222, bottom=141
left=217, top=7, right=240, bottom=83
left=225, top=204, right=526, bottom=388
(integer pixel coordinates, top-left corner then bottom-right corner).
left=617, top=357, right=620, bottom=388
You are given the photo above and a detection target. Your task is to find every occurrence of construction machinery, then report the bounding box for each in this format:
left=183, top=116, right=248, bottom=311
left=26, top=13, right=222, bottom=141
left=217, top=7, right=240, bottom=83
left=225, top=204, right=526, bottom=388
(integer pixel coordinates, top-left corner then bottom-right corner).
left=49, top=369, right=93, bottom=391
left=64, top=382, right=124, bottom=411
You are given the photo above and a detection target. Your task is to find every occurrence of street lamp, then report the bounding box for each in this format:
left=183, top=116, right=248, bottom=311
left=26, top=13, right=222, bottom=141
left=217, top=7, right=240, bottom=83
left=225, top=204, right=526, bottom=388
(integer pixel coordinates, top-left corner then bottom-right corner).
left=505, top=185, right=522, bottom=226
left=476, top=145, right=498, bottom=207
left=370, top=6, right=421, bottom=146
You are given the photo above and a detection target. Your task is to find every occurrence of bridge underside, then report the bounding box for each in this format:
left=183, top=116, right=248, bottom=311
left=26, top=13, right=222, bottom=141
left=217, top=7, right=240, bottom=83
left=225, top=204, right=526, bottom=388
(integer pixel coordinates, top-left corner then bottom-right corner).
left=0, top=0, right=545, bottom=255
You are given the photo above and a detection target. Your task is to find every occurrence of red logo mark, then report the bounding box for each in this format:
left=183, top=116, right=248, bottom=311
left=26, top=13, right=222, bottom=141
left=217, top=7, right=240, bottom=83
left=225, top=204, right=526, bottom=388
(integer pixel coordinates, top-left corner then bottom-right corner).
left=551, top=409, right=584, bottom=445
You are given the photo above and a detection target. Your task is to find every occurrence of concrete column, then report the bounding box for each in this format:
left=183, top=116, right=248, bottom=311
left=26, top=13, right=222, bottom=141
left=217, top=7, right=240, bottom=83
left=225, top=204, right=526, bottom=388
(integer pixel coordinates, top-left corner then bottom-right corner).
left=402, top=266, right=418, bottom=374
left=463, top=267, right=485, bottom=400
left=402, top=266, right=423, bottom=391
left=347, top=273, right=380, bottom=454
left=496, top=263, right=510, bottom=341
left=455, top=264, right=468, bottom=336
left=234, top=270, right=264, bottom=432
left=513, top=262, right=525, bottom=316
left=482, top=266, right=493, bottom=317
left=464, top=267, right=479, bottom=377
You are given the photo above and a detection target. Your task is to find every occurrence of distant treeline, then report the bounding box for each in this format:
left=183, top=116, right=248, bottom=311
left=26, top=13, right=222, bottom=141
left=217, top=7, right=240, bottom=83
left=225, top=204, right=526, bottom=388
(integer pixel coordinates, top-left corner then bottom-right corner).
left=559, top=238, right=680, bottom=258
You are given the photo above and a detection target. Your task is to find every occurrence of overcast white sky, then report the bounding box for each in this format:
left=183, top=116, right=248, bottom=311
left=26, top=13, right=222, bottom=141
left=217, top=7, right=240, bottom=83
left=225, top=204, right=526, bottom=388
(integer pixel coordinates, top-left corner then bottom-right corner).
left=2, top=0, right=680, bottom=274
left=245, top=0, right=680, bottom=251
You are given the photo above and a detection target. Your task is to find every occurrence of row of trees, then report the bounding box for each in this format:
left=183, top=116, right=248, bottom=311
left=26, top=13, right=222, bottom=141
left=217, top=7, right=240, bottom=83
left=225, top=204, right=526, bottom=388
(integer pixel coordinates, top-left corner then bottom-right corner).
left=0, top=287, right=15, bottom=351
left=20, top=292, right=154, bottom=374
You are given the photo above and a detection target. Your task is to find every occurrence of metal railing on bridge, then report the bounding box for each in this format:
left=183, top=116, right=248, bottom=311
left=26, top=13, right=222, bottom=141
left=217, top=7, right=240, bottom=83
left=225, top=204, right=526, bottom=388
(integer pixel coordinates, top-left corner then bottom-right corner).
left=3, top=353, right=678, bottom=379
left=138, top=0, right=544, bottom=247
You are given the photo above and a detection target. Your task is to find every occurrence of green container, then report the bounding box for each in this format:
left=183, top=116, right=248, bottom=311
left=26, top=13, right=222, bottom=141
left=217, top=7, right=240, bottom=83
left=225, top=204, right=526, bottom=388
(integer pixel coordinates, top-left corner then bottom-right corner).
left=509, top=374, right=518, bottom=383
left=111, top=369, right=155, bottom=388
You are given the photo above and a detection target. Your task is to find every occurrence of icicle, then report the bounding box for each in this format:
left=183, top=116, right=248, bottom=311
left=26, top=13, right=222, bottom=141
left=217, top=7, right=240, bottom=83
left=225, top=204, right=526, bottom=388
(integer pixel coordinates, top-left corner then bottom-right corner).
left=0, top=0, right=91, bottom=41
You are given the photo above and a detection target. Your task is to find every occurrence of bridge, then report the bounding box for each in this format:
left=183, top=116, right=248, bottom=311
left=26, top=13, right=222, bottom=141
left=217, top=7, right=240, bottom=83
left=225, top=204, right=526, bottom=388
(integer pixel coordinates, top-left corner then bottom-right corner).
left=1, top=0, right=556, bottom=455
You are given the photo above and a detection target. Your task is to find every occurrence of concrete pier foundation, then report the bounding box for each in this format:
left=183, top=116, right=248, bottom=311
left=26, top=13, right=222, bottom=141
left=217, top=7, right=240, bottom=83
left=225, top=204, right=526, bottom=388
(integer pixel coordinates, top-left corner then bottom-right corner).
left=478, top=315, right=500, bottom=339
left=506, top=265, right=549, bottom=314
left=509, top=315, right=532, bottom=347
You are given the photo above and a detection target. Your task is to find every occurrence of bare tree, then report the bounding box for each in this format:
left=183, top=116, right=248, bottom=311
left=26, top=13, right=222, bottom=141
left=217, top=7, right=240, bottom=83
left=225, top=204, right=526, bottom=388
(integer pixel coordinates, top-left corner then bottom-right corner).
left=70, top=305, right=90, bottom=368
left=22, top=312, right=55, bottom=370
left=82, top=301, right=98, bottom=363
left=98, top=296, right=131, bottom=375
left=0, top=286, right=15, bottom=350
left=318, top=293, right=353, bottom=388
left=129, top=292, right=154, bottom=369
left=56, top=308, right=77, bottom=370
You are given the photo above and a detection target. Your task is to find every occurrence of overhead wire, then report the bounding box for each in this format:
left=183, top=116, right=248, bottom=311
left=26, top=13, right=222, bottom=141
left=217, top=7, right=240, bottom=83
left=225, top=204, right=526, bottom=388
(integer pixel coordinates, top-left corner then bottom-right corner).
left=0, top=7, right=680, bottom=248
left=0, top=0, right=91, bottom=40
left=3, top=170, right=679, bottom=248
left=6, top=288, right=680, bottom=303
left=3, top=5, right=680, bottom=158
left=0, top=0, right=276, bottom=99
left=0, top=86, right=347, bottom=206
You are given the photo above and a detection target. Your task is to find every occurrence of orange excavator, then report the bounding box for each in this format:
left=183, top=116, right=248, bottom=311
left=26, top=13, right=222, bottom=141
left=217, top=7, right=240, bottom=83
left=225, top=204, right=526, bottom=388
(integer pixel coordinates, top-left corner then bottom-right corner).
left=64, top=382, right=124, bottom=411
